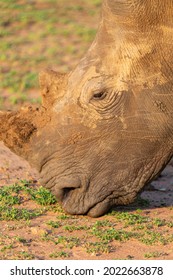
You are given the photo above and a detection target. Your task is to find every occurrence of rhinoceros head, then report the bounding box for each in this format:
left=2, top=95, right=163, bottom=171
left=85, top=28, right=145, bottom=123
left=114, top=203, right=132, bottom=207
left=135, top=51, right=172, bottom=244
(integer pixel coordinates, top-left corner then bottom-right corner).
left=1, top=0, right=173, bottom=217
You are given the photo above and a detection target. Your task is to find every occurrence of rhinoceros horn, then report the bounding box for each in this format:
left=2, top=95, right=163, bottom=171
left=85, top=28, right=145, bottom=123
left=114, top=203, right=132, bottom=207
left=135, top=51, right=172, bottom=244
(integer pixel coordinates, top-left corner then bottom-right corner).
left=0, top=70, right=68, bottom=162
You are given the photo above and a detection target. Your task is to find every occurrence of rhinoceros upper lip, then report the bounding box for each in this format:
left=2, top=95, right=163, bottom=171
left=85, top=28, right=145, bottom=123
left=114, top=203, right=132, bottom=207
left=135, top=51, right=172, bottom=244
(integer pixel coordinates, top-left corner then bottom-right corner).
left=62, top=188, right=112, bottom=217
left=85, top=196, right=112, bottom=217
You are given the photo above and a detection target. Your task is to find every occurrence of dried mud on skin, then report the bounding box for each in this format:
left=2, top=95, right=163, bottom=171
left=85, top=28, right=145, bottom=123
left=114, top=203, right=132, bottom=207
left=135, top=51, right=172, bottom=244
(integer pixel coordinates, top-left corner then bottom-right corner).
left=0, top=141, right=173, bottom=260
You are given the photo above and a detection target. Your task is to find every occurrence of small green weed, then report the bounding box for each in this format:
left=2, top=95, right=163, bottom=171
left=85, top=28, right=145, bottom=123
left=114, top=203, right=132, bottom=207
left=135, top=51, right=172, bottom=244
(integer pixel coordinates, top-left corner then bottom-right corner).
left=63, top=225, right=89, bottom=232
left=0, top=206, right=43, bottom=221
left=144, top=251, right=168, bottom=259
left=0, top=244, right=13, bottom=252
left=153, top=218, right=166, bottom=227
left=54, top=236, right=80, bottom=249
left=15, top=237, right=28, bottom=244
left=0, top=181, right=57, bottom=207
left=0, top=188, right=20, bottom=206
left=91, top=227, right=134, bottom=242
left=0, top=182, right=46, bottom=222
left=112, top=212, right=149, bottom=226
left=57, top=214, right=72, bottom=220
left=47, top=220, right=61, bottom=228
left=167, top=221, right=173, bottom=228
left=50, top=251, right=70, bottom=258
left=141, top=231, right=173, bottom=245
left=17, top=251, right=35, bottom=260
left=27, top=186, right=57, bottom=206
left=93, top=220, right=113, bottom=227
left=85, top=241, right=111, bottom=255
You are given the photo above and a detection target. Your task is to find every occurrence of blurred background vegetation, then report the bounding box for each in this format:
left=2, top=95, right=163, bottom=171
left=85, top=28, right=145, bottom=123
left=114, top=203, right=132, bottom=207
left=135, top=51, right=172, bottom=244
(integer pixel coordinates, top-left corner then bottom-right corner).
left=0, top=0, right=101, bottom=109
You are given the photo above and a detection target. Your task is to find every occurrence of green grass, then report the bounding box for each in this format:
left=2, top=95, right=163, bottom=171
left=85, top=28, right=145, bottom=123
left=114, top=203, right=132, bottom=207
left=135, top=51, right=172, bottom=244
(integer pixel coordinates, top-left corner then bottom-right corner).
left=0, top=187, right=20, bottom=206
left=17, top=251, right=35, bottom=260
left=47, top=220, right=61, bottom=228
left=0, top=206, right=43, bottom=221
left=0, top=176, right=173, bottom=259
left=144, top=251, right=168, bottom=259
left=0, top=0, right=101, bottom=109
left=63, top=225, right=89, bottom=232
left=153, top=218, right=166, bottom=227
left=92, top=227, right=135, bottom=242
left=26, top=186, right=57, bottom=206
left=0, top=244, right=13, bottom=252
left=49, top=251, right=70, bottom=258
left=54, top=236, right=80, bottom=249
left=0, top=178, right=173, bottom=258
left=85, top=241, right=111, bottom=255
left=113, top=212, right=150, bottom=226
left=0, top=180, right=57, bottom=207
left=0, top=180, right=57, bottom=221
left=140, top=231, right=173, bottom=245
left=15, top=237, right=28, bottom=244
left=57, top=214, right=72, bottom=220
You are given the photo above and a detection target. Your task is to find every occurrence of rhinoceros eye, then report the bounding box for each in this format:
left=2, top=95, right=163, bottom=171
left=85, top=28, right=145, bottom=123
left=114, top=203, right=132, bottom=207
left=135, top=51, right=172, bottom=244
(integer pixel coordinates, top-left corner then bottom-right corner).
left=92, top=91, right=107, bottom=100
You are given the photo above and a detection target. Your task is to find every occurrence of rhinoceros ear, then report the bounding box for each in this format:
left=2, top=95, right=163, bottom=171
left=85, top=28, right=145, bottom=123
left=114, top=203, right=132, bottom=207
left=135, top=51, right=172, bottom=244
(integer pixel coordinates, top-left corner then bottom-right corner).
left=0, top=106, right=49, bottom=161
left=39, top=69, right=68, bottom=109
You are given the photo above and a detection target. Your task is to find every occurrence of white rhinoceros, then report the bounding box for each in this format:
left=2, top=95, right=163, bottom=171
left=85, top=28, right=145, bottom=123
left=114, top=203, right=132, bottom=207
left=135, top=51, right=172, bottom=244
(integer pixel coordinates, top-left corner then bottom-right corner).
left=1, top=0, right=173, bottom=217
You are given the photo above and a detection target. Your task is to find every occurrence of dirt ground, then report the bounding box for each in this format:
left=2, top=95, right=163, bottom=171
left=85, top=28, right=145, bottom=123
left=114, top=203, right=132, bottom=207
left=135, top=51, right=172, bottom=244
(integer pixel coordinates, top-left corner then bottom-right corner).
left=0, top=141, right=173, bottom=260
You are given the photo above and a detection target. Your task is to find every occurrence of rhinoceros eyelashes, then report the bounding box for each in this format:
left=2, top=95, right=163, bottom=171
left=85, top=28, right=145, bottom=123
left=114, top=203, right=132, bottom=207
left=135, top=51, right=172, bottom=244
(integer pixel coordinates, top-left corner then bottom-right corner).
left=92, top=91, right=107, bottom=101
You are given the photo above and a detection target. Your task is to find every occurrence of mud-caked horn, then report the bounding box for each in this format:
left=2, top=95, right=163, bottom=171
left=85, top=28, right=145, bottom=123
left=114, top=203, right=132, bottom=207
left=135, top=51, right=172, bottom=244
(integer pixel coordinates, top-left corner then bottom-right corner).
left=0, top=68, right=68, bottom=161
left=39, top=69, right=68, bottom=109
left=0, top=107, right=42, bottom=160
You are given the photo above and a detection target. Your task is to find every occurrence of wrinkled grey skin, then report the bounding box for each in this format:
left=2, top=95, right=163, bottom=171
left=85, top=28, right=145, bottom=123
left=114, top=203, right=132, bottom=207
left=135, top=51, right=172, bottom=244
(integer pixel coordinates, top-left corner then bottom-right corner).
left=1, top=0, right=173, bottom=217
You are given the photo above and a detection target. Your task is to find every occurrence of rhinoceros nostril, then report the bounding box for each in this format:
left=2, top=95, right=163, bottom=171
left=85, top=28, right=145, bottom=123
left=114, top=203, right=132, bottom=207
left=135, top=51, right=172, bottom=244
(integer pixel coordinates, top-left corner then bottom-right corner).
left=63, top=187, right=76, bottom=199
left=52, top=177, right=81, bottom=202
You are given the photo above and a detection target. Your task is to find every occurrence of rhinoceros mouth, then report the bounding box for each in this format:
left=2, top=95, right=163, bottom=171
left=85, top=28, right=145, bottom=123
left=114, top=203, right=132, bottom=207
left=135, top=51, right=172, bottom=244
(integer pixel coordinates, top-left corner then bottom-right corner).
left=61, top=188, right=112, bottom=217
left=86, top=199, right=112, bottom=217
left=50, top=176, right=113, bottom=217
